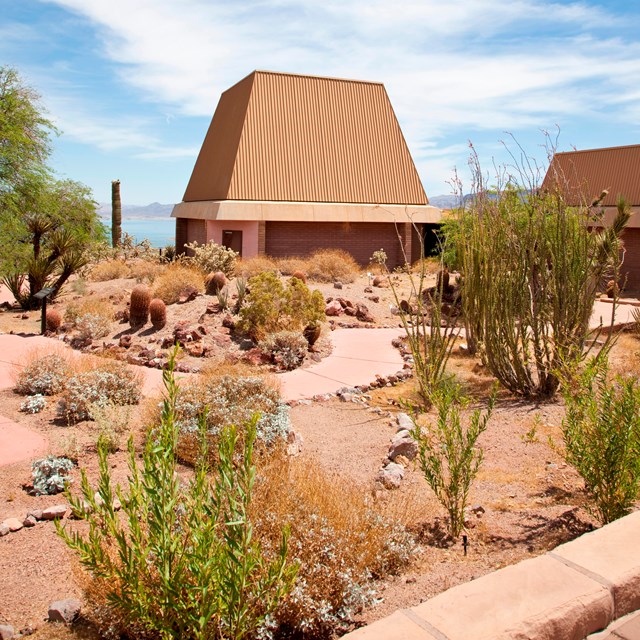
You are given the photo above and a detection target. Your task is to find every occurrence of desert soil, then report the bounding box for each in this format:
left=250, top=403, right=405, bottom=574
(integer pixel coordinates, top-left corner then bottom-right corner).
left=0, top=268, right=637, bottom=638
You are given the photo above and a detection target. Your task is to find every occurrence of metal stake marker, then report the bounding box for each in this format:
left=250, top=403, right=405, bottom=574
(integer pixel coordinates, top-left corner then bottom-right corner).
left=34, top=287, right=55, bottom=335
left=462, top=534, right=468, bottom=556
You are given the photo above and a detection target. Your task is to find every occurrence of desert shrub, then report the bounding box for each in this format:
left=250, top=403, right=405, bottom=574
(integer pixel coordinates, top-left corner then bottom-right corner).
left=152, top=263, right=205, bottom=304
left=58, top=362, right=296, bottom=640
left=32, top=455, right=73, bottom=495
left=15, top=353, right=70, bottom=395
left=560, top=357, right=640, bottom=524
left=184, top=240, right=238, bottom=277
left=75, top=312, right=112, bottom=340
left=59, top=363, right=142, bottom=422
left=236, top=255, right=280, bottom=279
left=20, top=394, right=46, bottom=414
left=307, top=249, right=359, bottom=283
left=89, top=259, right=130, bottom=282
left=128, top=259, right=164, bottom=283
left=276, top=257, right=309, bottom=276
left=88, top=401, right=132, bottom=453
left=173, top=372, right=290, bottom=466
left=238, top=271, right=325, bottom=341
left=253, top=452, right=415, bottom=637
left=453, top=144, right=629, bottom=398
left=259, top=331, right=308, bottom=371
left=64, top=298, right=114, bottom=325
left=412, top=387, right=496, bottom=538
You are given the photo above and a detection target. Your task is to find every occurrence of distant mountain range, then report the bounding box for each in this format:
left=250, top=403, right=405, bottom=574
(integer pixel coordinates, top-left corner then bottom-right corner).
left=97, top=202, right=175, bottom=219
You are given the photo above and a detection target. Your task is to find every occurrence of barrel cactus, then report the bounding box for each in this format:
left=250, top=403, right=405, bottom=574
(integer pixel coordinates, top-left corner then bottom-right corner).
left=149, top=298, right=167, bottom=330
left=45, top=308, right=62, bottom=332
left=205, top=270, right=228, bottom=295
left=129, top=284, right=151, bottom=329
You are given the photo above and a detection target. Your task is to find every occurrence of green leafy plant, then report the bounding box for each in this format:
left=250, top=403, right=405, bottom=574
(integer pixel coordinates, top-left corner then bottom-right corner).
left=57, top=355, right=297, bottom=640
left=560, top=357, right=640, bottom=524
left=238, top=271, right=325, bottom=341
left=412, top=387, right=495, bottom=538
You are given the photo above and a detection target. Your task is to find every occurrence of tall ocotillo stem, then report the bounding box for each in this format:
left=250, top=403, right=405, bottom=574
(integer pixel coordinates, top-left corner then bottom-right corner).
left=111, top=179, right=122, bottom=248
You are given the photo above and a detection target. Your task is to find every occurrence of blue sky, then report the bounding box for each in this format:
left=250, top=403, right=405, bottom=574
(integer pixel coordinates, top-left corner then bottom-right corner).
left=2, top=0, right=640, bottom=205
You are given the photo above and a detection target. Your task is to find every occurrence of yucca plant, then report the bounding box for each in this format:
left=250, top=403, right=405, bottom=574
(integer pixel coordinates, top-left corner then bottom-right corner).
left=57, top=351, right=297, bottom=640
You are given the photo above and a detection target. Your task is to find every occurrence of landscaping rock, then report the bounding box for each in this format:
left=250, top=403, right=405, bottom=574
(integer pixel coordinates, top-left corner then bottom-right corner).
left=177, top=286, right=199, bottom=303
left=23, top=515, right=37, bottom=528
left=372, top=275, right=389, bottom=288
left=119, top=335, right=132, bottom=348
left=325, top=300, right=343, bottom=316
left=388, top=435, right=418, bottom=462
left=396, top=412, right=414, bottom=431
left=27, top=509, right=43, bottom=521
left=0, top=523, right=9, bottom=537
left=366, top=295, right=380, bottom=303
left=333, top=281, right=343, bottom=289
left=0, top=624, right=15, bottom=640
left=355, top=303, right=375, bottom=323
left=376, top=462, right=405, bottom=489
left=42, top=504, right=67, bottom=521
left=4, top=518, right=23, bottom=532
left=48, top=598, right=81, bottom=624
left=286, top=430, right=304, bottom=456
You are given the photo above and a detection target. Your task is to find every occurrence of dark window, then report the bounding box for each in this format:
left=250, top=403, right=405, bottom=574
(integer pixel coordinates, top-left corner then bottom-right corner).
left=222, top=230, right=243, bottom=256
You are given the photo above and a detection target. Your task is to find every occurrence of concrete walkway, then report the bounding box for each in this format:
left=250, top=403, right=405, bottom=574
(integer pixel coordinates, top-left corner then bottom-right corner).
left=279, top=327, right=404, bottom=401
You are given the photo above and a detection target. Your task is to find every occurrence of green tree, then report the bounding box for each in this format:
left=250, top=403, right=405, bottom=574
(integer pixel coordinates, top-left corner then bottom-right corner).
left=0, top=66, right=105, bottom=308
left=0, top=66, right=54, bottom=197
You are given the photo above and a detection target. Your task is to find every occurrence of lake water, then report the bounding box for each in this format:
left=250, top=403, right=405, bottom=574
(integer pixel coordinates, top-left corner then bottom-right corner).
left=101, top=217, right=176, bottom=248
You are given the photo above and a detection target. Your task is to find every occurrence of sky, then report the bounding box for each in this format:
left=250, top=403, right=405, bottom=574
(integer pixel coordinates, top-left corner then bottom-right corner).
left=2, top=0, right=640, bottom=206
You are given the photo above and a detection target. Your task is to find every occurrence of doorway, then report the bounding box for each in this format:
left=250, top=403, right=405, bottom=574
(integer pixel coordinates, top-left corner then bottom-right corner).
left=222, top=230, right=243, bottom=256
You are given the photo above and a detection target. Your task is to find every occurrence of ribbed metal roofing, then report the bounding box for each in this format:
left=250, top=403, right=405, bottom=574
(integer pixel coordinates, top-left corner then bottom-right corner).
left=542, top=144, right=640, bottom=207
left=184, top=71, right=428, bottom=205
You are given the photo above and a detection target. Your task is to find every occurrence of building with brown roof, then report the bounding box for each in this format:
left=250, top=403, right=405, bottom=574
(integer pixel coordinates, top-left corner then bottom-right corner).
left=172, top=71, right=441, bottom=267
left=542, top=144, right=640, bottom=291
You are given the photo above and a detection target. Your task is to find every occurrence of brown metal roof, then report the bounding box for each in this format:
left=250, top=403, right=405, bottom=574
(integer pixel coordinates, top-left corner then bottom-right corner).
left=183, top=71, right=428, bottom=205
left=542, top=144, right=640, bottom=207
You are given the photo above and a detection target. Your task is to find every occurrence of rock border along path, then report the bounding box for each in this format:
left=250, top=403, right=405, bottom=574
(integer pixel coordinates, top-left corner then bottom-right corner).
left=344, top=511, right=640, bottom=640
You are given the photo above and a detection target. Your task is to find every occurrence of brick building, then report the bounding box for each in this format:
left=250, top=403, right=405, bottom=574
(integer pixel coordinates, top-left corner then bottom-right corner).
left=172, top=71, right=441, bottom=267
left=542, top=144, right=640, bottom=292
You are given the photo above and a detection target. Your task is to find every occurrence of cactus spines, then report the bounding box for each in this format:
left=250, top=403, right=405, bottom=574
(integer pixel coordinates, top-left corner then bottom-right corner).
left=205, top=270, right=227, bottom=295
left=129, top=284, right=151, bottom=328
left=149, top=298, right=167, bottom=330
left=45, top=308, right=62, bottom=332
left=291, top=270, right=307, bottom=283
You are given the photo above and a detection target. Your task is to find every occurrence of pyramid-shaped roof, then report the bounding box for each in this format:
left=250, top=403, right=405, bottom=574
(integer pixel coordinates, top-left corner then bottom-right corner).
left=183, top=71, right=428, bottom=206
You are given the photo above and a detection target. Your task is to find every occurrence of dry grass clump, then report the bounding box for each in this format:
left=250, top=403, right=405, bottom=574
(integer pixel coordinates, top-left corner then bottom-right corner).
left=152, top=263, right=204, bottom=304
left=89, top=259, right=130, bottom=282
left=64, top=298, right=114, bottom=339
left=276, top=256, right=309, bottom=276
left=411, top=256, right=442, bottom=275
left=307, top=249, right=360, bottom=283
left=129, top=259, right=164, bottom=283
left=253, top=452, right=415, bottom=637
left=235, top=255, right=279, bottom=279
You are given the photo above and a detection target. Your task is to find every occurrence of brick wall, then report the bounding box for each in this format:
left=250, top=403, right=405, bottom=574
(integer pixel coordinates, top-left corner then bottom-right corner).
left=176, top=218, right=207, bottom=255
left=621, top=228, right=640, bottom=292
left=264, top=221, right=413, bottom=267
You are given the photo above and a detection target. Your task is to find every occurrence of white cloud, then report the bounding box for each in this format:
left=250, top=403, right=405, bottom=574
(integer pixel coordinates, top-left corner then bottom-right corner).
left=31, top=0, right=640, bottom=192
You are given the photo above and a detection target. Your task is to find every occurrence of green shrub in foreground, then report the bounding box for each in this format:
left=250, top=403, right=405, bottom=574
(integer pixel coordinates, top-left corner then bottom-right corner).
left=560, top=357, right=640, bottom=525
left=57, top=356, right=297, bottom=640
